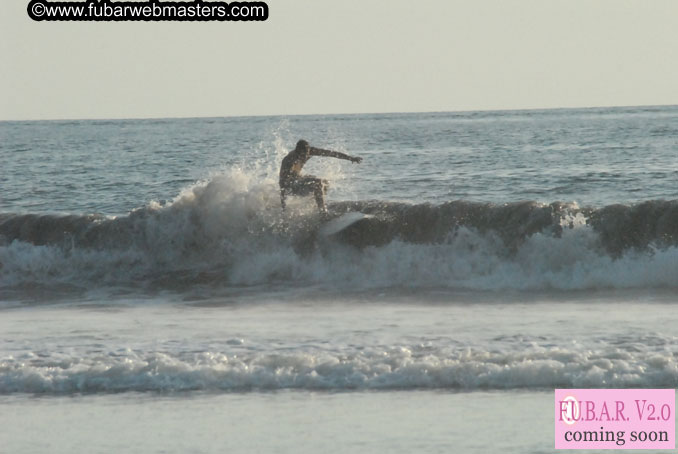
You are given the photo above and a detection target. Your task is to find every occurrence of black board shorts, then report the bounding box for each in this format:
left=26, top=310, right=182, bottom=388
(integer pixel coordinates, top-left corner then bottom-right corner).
left=283, top=176, right=321, bottom=196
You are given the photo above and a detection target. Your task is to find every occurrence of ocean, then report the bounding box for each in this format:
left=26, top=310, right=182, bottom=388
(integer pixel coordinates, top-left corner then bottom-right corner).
left=1, top=106, right=678, bottom=453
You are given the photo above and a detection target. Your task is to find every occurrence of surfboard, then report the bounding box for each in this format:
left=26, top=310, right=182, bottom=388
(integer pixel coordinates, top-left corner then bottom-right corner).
left=319, top=212, right=372, bottom=237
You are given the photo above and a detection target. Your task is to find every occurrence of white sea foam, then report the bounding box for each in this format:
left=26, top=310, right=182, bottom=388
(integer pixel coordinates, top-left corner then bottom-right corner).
left=2, top=343, right=676, bottom=394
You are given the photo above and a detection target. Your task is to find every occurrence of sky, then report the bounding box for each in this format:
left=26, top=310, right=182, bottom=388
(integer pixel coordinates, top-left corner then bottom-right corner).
left=2, top=0, right=678, bottom=120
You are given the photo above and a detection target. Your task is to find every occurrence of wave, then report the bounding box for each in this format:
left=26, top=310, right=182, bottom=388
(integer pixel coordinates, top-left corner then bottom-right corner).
left=2, top=168, right=678, bottom=295
left=1, top=341, right=676, bottom=394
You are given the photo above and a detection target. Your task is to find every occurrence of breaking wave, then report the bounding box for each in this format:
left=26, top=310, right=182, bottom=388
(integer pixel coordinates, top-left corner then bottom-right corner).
left=2, top=338, right=677, bottom=394
left=2, top=167, right=678, bottom=296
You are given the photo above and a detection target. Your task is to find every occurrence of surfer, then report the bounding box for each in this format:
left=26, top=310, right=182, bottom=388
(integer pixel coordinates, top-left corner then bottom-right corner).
left=279, top=139, right=362, bottom=213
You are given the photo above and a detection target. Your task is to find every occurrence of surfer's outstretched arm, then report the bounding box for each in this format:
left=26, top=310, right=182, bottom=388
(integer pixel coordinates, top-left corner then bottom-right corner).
left=310, top=147, right=363, bottom=163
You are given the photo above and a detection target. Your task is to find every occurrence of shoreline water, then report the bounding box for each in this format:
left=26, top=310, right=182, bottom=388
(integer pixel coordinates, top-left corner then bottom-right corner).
left=0, top=390, right=554, bottom=454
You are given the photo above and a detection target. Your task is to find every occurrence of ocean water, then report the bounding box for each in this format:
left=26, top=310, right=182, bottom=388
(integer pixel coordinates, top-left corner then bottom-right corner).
left=1, top=106, right=678, bottom=453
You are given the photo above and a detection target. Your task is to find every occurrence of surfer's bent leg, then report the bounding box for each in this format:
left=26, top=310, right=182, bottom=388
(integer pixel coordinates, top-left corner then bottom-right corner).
left=286, top=176, right=327, bottom=213
left=280, top=188, right=287, bottom=210
left=313, top=180, right=327, bottom=213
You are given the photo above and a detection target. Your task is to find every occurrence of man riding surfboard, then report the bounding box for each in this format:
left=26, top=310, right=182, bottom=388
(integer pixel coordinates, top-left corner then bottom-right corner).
left=279, top=140, right=362, bottom=213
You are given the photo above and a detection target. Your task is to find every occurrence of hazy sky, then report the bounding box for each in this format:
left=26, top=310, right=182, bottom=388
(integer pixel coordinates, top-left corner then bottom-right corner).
left=2, top=0, right=678, bottom=120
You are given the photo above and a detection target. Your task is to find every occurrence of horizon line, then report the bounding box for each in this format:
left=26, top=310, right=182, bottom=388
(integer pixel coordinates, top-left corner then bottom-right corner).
left=1, top=102, right=677, bottom=123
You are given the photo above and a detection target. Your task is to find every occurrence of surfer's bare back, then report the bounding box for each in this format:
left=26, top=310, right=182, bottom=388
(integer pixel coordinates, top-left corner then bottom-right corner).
left=279, top=139, right=362, bottom=213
